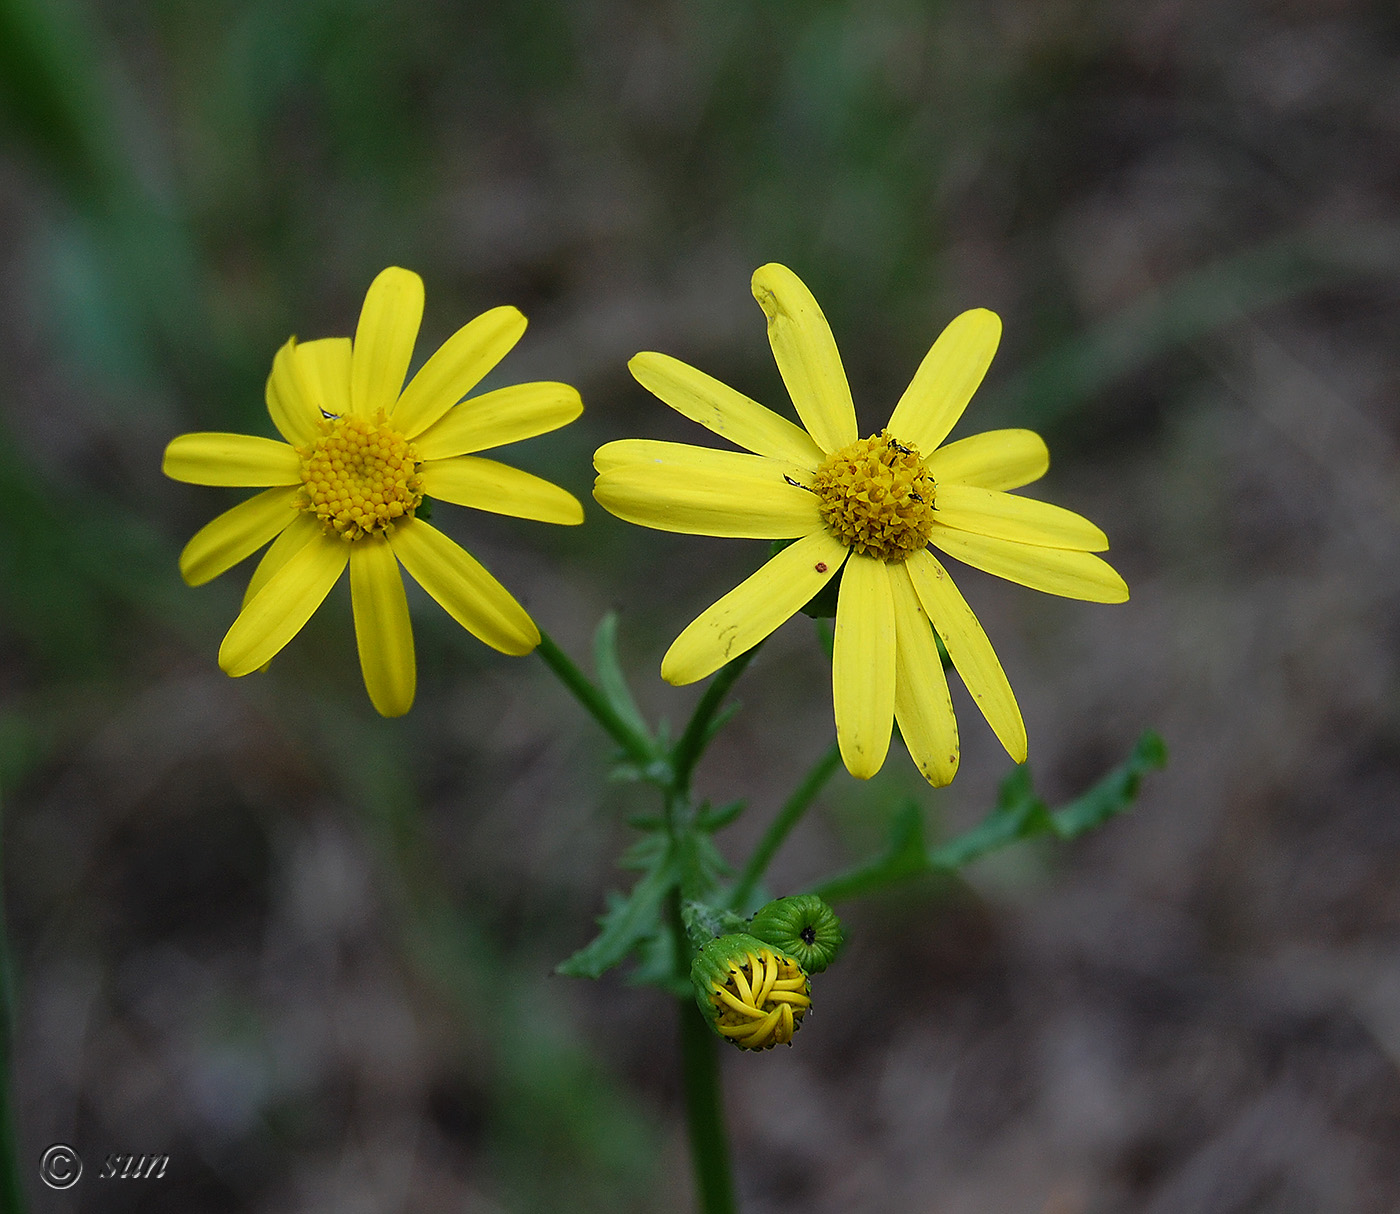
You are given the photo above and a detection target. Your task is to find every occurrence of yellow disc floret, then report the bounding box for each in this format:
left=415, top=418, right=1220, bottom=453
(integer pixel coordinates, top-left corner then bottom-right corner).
left=812, top=429, right=936, bottom=562
left=298, top=411, right=423, bottom=541
left=707, top=946, right=811, bottom=1050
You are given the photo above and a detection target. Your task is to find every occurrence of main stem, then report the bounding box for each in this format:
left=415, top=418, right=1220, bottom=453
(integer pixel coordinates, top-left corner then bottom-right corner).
left=665, top=795, right=738, bottom=1214
left=533, top=628, right=750, bottom=1212
left=678, top=997, right=736, bottom=1214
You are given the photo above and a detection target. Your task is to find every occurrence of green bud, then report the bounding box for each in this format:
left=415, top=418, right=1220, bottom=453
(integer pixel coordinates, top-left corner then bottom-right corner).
left=746, top=895, right=844, bottom=973
left=691, top=933, right=811, bottom=1050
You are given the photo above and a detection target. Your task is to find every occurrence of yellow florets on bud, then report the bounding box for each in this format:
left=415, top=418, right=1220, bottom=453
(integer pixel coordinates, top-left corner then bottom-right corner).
left=812, top=429, right=936, bottom=562
left=298, top=411, right=423, bottom=541
left=691, top=933, right=811, bottom=1050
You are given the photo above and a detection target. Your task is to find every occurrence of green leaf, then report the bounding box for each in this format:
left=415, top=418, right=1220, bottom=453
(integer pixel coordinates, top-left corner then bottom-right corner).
left=810, top=730, right=1167, bottom=902
left=627, top=927, right=689, bottom=996
left=619, top=832, right=667, bottom=871
left=556, top=845, right=680, bottom=980
left=678, top=830, right=732, bottom=901
left=608, top=756, right=673, bottom=786
left=809, top=800, right=930, bottom=903
left=927, top=766, right=1053, bottom=870
left=592, top=612, right=652, bottom=746
left=1050, top=730, right=1167, bottom=839
left=696, top=799, right=746, bottom=833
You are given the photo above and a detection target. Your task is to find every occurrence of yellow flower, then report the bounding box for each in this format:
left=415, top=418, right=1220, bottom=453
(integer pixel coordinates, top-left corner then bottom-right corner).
left=594, top=263, right=1127, bottom=785
left=164, top=266, right=583, bottom=717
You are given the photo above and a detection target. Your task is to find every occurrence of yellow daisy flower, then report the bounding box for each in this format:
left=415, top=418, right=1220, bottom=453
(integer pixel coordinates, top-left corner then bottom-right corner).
left=594, top=263, right=1127, bottom=785
left=164, top=266, right=583, bottom=717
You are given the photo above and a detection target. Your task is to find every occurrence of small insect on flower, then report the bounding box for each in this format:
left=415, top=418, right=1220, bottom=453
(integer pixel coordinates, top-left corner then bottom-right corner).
left=815, top=562, right=828, bottom=573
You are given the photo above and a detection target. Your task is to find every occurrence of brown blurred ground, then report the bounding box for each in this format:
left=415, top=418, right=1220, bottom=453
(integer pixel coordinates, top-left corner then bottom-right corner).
left=3, top=0, right=1400, bottom=1210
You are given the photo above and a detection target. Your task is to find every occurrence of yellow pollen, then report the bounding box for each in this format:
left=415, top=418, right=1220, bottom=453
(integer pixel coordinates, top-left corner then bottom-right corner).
left=710, top=948, right=810, bottom=1050
left=297, top=411, right=423, bottom=541
left=812, top=429, right=936, bottom=562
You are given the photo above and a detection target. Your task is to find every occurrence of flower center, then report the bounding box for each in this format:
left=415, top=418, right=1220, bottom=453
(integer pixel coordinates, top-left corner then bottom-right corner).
left=298, top=412, right=423, bottom=541
left=708, top=947, right=811, bottom=1050
left=811, top=429, right=936, bottom=562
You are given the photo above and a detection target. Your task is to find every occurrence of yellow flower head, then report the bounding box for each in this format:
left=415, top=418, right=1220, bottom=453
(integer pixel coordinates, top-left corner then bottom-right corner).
left=594, top=263, right=1128, bottom=785
left=164, top=266, right=584, bottom=717
left=691, top=933, right=811, bottom=1051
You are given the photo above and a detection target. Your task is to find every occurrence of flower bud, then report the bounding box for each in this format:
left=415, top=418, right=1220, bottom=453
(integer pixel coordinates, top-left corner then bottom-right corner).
left=746, top=895, right=844, bottom=973
left=691, top=933, right=811, bottom=1050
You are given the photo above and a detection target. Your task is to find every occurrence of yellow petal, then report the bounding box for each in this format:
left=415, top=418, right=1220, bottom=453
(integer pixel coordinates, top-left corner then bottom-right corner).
left=389, top=518, right=539, bottom=655
left=420, top=456, right=584, bottom=525
left=924, top=428, right=1048, bottom=491
left=163, top=433, right=301, bottom=486
left=751, top=263, right=857, bottom=454
left=178, top=487, right=300, bottom=587
left=593, top=438, right=816, bottom=479
left=886, top=309, right=1001, bottom=454
left=392, top=306, right=528, bottom=438
left=832, top=555, right=896, bottom=779
left=931, top=525, right=1129, bottom=603
left=593, top=443, right=820, bottom=538
left=413, top=381, right=583, bottom=460
left=889, top=564, right=958, bottom=787
left=219, top=532, right=348, bottom=676
left=350, top=535, right=416, bottom=717
left=295, top=337, right=353, bottom=418
left=933, top=484, right=1108, bottom=551
left=244, top=512, right=322, bottom=608
left=628, top=351, right=825, bottom=464
left=351, top=266, right=424, bottom=417
left=905, top=550, right=1025, bottom=762
left=265, top=338, right=322, bottom=446
left=661, top=530, right=848, bottom=684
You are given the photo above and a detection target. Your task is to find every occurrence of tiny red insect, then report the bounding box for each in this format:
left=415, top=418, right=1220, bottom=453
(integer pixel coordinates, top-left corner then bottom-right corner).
left=815, top=562, right=828, bottom=572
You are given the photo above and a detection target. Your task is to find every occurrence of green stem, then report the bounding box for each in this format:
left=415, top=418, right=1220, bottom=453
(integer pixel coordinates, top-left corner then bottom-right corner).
left=678, top=993, right=736, bottom=1214
left=671, top=643, right=762, bottom=788
left=543, top=622, right=759, bottom=1212
left=728, top=741, right=842, bottom=911
left=535, top=630, right=655, bottom=766
left=0, top=799, right=26, bottom=1214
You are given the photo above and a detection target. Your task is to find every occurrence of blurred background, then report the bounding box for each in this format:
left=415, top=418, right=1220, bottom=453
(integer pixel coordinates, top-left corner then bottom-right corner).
left=2, top=0, right=1399, bottom=1209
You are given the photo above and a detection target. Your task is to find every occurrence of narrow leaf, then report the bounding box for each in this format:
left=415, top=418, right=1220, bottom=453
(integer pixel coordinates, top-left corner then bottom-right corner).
left=628, top=929, right=689, bottom=996
left=593, top=612, right=652, bottom=744
left=927, top=766, right=1053, bottom=869
left=696, top=799, right=746, bottom=832
left=810, top=801, right=929, bottom=903
left=1051, top=730, right=1168, bottom=838
left=556, top=847, right=678, bottom=979
left=810, top=730, right=1166, bottom=901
